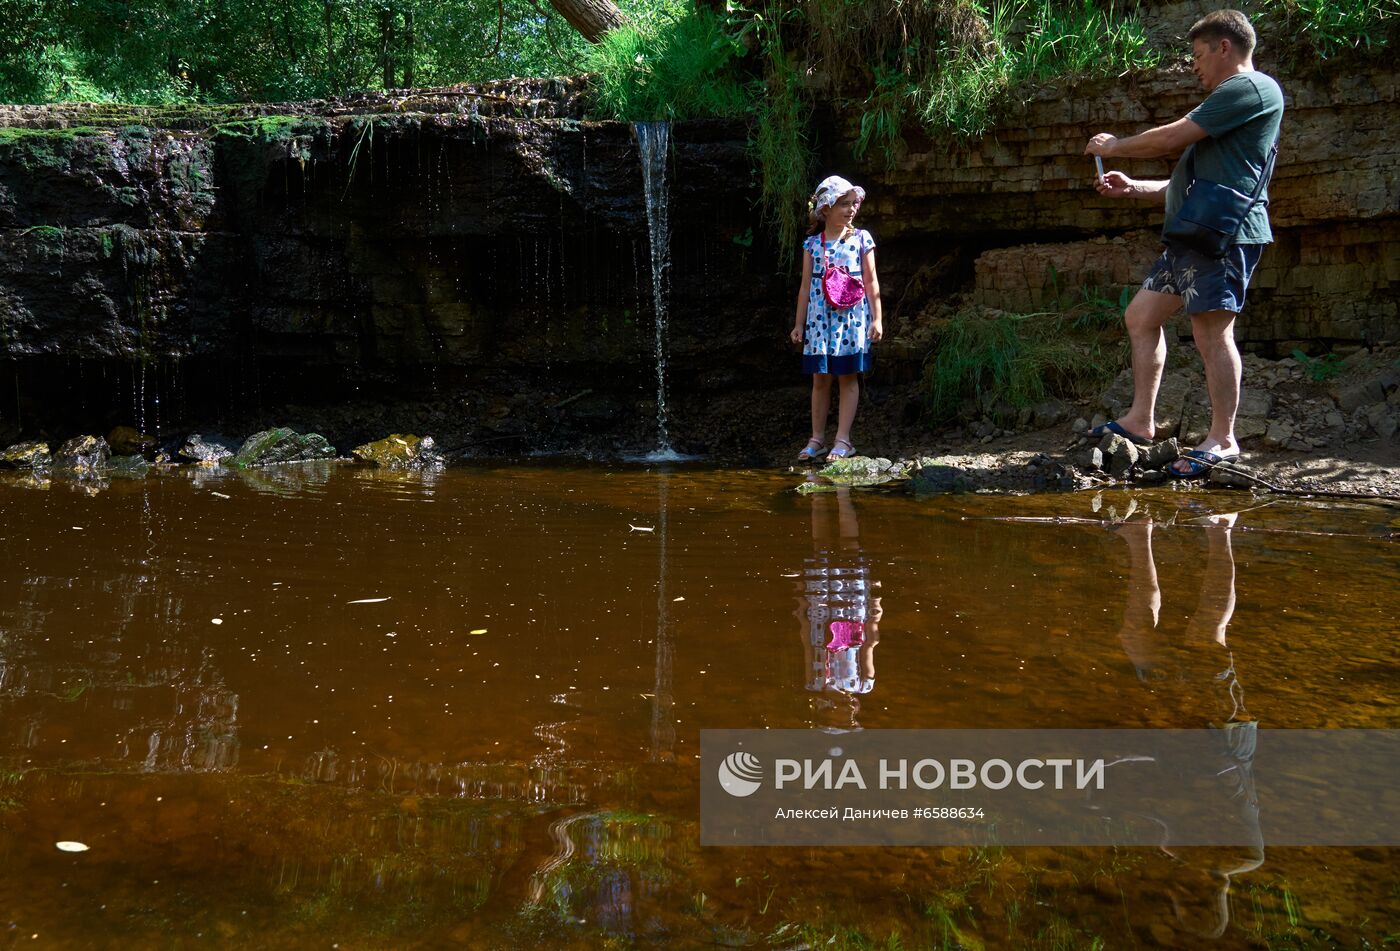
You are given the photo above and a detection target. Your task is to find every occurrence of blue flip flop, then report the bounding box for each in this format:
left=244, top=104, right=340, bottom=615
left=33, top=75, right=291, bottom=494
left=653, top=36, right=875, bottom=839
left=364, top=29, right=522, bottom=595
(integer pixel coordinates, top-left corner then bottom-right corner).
left=1170, top=449, right=1238, bottom=480
left=1088, top=420, right=1153, bottom=447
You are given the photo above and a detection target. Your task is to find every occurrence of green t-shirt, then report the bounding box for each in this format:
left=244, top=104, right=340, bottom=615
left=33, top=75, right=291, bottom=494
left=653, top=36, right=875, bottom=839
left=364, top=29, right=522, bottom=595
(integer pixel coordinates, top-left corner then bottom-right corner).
left=1164, top=71, right=1285, bottom=244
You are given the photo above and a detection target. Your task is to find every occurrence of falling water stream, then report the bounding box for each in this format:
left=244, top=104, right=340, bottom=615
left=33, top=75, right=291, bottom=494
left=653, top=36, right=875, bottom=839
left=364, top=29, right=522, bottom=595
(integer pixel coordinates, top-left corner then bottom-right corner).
left=634, top=122, right=679, bottom=460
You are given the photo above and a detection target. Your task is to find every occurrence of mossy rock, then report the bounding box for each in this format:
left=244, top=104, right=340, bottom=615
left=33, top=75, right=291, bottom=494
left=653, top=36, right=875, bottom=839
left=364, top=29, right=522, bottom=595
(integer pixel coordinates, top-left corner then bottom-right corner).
left=0, top=441, right=51, bottom=469
left=228, top=428, right=337, bottom=468
left=817, top=455, right=906, bottom=486
left=351, top=434, right=445, bottom=470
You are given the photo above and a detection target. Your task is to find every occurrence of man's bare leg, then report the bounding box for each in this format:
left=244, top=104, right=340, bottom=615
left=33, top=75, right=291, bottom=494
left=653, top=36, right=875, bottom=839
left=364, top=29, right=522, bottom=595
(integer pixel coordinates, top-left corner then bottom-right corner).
left=1172, top=309, right=1241, bottom=474
left=1110, top=289, right=1184, bottom=441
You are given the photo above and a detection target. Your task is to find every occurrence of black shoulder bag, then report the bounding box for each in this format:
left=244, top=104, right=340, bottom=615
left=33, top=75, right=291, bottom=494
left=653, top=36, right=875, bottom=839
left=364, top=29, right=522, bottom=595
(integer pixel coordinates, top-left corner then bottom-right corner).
left=1163, top=134, right=1280, bottom=258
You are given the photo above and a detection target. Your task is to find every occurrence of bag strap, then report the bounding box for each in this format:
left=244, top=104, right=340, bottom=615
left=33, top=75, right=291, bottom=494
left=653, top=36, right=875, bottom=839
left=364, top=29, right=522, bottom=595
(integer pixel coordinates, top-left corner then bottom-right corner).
left=818, top=229, right=863, bottom=277
left=1184, top=129, right=1281, bottom=207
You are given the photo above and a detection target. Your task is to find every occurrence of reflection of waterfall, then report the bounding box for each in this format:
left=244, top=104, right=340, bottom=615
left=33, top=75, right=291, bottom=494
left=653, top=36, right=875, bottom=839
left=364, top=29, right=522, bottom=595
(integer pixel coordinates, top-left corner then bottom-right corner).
left=634, top=121, right=674, bottom=457
left=650, top=476, right=675, bottom=761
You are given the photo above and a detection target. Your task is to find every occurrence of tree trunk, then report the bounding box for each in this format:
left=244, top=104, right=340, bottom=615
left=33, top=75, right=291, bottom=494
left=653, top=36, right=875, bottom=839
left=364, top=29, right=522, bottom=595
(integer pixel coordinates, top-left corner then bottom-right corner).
left=379, top=6, right=396, bottom=88
left=546, top=0, right=627, bottom=44
left=402, top=9, right=414, bottom=87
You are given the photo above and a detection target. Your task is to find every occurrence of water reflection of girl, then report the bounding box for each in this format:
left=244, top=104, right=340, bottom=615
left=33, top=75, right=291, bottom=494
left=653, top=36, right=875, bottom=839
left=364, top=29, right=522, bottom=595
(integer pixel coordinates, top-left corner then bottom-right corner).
left=795, top=487, right=882, bottom=731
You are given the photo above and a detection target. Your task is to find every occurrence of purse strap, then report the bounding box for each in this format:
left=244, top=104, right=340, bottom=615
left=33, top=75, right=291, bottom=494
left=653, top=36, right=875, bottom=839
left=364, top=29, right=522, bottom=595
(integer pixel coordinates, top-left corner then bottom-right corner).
left=1184, top=130, right=1281, bottom=209
left=818, top=230, right=863, bottom=276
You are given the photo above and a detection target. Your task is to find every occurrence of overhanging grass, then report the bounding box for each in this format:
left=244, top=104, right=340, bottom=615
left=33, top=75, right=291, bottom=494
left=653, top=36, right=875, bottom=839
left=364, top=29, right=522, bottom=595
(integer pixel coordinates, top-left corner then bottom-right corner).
left=580, top=3, right=749, bottom=121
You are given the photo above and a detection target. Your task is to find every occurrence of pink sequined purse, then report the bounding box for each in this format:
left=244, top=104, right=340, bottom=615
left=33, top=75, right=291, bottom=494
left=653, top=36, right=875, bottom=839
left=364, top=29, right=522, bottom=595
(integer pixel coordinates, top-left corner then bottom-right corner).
left=820, top=232, right=866, bottom=310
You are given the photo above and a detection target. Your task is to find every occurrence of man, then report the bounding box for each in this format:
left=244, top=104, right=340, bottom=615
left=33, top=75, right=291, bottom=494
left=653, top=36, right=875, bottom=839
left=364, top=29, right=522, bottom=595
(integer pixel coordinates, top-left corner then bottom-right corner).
left=1085, top=10, right=1284, bottom=478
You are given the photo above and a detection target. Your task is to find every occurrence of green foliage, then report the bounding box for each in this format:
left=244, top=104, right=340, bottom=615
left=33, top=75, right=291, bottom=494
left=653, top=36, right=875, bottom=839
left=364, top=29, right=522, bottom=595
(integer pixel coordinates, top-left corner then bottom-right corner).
left=582, top=2, right=748, bottom=120
left=751, top=33, right=812, bottom=266
left=1259, top=0, right=1400, bottom=60
left=1291, top=348, right=1345, bottom=382
left=916, top=0, right=1160, bottom=141
left=923, top=307, right=1120, bottom=422
left=0, top=0, right=610, bottom=104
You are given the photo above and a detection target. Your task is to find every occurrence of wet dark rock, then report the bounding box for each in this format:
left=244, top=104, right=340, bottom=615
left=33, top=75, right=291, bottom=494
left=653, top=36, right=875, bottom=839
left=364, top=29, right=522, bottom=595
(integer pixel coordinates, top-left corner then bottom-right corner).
left=351, top=434, right=445, bottom=470
left=178, top=433, right=236, bottom=464
left=910, top=463, right=972, bottom=495
left=106, top=426, right=156, bottom=456
left=0, top=440, right=51, bottom=468
left=1138, top=469, right=1170, bottom=485
left=228, top=428, right=337, bottom=468
left=108, top=454, right=151, bottom=475
left=55, top=435, right=109, bottom=471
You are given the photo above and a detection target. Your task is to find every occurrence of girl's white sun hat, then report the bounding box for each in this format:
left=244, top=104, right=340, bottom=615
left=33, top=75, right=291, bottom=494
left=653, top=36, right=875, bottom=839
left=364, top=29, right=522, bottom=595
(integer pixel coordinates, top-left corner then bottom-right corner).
left=812, top=175, right=866, bottom=214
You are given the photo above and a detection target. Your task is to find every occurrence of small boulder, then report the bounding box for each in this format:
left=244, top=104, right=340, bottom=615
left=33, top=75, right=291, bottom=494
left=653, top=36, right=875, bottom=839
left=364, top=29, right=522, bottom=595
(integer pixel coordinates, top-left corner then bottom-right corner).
left=0, top=440, right=51, bottom=469
left=351, top=434, right=446, bottom=471
left=1032, top=399, right=1070, bottom=429
left=228, top=428, right=337, bottom=468
left=178, top=434, right=237, bottom=465
left=1137, top=438, right=1181, bottom=470
left=819, top=455, right=897, bottom=486
left=106, top=426, right=156, bottom=456
left=55, top=435, right=110, bottom=471
left=910, top=463, right=971, bottom=495
left=1207, top=461, right=1260, bottom=490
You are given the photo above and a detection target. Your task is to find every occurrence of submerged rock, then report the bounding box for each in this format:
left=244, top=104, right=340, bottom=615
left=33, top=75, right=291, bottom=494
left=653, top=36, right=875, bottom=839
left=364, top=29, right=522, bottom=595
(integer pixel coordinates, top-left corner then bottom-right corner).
left=178, top=433, right=236, bottom=465
left=0, top=440, right=51, bottom=469
left=108, top=454, right=151, bottom=475
left=106, top=426, right=156, bottom=456
left=910, top=462, right=972, bottom=495
left=351, top=434, right=446, bottom=470
left=55, top=435, right=110, bottom=471
left=228, top=428, right=337, bottom=468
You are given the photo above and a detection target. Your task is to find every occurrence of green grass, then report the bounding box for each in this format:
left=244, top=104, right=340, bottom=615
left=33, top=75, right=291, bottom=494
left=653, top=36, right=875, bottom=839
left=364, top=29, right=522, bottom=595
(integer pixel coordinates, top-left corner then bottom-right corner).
left=581, top=2, right=749, bottom=122
left=915, top=0, right=1160, bottom=142
left=1259, top=0, right=1400, bottom=60
left=923, top=306, right=1121, bottom=423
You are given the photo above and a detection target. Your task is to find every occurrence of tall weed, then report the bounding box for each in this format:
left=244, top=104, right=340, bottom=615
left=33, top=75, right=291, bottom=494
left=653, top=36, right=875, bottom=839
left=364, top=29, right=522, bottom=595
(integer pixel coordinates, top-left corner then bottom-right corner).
left=924, top=308, right=1118, bottom=422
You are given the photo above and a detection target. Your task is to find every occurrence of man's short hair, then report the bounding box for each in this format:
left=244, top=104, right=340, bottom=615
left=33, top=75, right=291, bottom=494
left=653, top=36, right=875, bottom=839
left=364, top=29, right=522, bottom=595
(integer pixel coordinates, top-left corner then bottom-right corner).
left=1189, top=10, right=1257, bottom=57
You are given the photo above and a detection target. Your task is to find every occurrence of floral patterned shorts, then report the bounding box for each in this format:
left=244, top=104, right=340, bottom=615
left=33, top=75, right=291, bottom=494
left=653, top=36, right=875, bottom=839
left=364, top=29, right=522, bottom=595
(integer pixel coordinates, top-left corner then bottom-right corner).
left=1142, top=244, right=1265, bottom=315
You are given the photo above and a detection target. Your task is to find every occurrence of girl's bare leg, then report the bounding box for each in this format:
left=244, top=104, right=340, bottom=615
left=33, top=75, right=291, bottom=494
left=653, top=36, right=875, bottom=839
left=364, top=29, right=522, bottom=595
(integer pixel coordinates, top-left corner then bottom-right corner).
left=833, top=374, right=860, bottom=447
left=810, top=373, right=834, bottom=442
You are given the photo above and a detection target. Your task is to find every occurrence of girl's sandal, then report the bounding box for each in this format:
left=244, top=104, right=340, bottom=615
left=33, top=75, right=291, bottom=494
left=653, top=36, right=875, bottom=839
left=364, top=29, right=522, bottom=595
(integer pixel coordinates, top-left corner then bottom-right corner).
left=797, top=438, right=827, bottom=463
left=826, top=439, right=856, bottom=461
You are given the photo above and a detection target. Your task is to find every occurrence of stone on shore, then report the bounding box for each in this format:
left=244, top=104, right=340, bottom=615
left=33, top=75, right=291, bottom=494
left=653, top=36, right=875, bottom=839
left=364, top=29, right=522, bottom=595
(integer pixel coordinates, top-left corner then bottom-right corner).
left=351, top=434, right=446, bottom=470
left=0, top=441, right=51, bottom=469
left=228, top=428, right=337, bottom=468
left=55, top=435, right=110, bottom=471
left=106, top=426, right=156, bottom=456
left=818, top=455, right=905, bottom=486
left=178, top=434, right=237, bottom=465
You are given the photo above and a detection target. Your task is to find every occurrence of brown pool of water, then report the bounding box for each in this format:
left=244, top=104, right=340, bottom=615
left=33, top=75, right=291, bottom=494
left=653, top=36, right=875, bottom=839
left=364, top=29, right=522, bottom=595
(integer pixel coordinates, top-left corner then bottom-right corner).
left=1, top=463, right=1396, bottom=948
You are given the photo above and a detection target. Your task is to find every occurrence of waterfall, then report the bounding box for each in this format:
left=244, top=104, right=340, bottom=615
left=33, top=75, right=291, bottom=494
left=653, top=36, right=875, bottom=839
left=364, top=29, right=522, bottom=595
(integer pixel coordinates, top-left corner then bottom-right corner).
left=634, top=121, right=677, bottom=459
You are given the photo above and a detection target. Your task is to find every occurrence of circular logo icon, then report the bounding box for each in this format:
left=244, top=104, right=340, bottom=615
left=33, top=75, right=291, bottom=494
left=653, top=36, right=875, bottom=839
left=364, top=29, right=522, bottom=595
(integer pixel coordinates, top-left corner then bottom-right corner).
left=718, top=751, right=764, bottom=797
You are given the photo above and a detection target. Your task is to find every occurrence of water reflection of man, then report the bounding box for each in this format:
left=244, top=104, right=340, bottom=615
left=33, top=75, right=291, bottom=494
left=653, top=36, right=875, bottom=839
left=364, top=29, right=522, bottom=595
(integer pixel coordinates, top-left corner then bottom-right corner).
left=1109, top=508, right=1263, bottom=939
left=795, top=487, right=882, bottom=732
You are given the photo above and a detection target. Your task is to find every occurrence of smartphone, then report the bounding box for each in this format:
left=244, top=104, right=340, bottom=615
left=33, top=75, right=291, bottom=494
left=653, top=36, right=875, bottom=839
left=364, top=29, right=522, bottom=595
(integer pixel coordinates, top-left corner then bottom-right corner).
left=1094, top=155, right=1105, bottom=179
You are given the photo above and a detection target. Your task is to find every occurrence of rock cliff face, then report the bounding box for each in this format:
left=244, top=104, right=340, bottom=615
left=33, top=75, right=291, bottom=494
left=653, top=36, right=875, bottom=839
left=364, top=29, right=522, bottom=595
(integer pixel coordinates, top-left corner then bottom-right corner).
left=846, top=61, right=1399, bottom=348
left=0, top=58, right=1395, bottom=454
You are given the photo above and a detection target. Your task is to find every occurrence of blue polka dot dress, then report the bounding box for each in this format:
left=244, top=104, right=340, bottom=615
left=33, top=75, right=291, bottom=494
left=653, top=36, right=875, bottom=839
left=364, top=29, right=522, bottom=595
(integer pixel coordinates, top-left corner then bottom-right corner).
left=802, top=228, right=876, bottom=375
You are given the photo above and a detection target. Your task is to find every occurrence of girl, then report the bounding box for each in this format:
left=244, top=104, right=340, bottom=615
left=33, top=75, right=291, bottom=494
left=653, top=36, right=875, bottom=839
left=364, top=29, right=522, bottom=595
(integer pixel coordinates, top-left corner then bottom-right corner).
left=790, top=175, right=883, bottom=462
